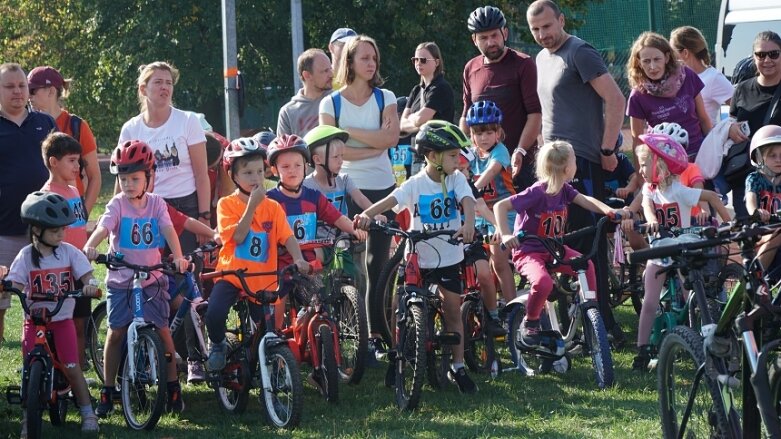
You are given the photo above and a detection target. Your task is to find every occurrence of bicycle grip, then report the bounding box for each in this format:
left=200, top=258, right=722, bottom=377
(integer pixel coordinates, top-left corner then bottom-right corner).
left=627, top=245, right=680, bottom=265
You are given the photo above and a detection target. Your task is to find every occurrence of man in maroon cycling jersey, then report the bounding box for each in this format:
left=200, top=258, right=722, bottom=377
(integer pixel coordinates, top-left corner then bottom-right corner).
left=460, top=6, right=542, bottom=191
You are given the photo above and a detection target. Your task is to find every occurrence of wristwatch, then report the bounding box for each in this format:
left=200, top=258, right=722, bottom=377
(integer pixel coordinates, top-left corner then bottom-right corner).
left=600, top=147, right=616, bottom=157
left=198, top=211, right=212, bottom=220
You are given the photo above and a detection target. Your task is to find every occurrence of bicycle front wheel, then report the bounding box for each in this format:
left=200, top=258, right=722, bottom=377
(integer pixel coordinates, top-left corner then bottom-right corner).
left=583, top=307, right=614, bottom=389
left=335, top=285, right=368, bottom=384
left=396, top=304, right=426, bottom=410
left=317, top=325, right=339, bottom=403
left=25, top=360, right=45, bottom=439
left=462, top=299, right=489, bottom=374
left=373, top=242, right=404, bottom=345
left=259, top=344, right=303, bottom=429
left=85, top=301, right=107, bottom=383
left=658, top=325, right=733, bottom=438
left=120, top=326, right=167, bottom=431
left=215, top=334, right=250, bottom=414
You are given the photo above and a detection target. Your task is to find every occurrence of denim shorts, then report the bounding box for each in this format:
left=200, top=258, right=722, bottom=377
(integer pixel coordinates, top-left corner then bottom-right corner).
left=107, top=281, right=170, bottom=329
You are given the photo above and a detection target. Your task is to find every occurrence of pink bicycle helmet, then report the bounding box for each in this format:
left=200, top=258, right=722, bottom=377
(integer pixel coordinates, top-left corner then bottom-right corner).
left=267, top=134, right=309, bottom=166
left=639, top=133, right=688, bottom=175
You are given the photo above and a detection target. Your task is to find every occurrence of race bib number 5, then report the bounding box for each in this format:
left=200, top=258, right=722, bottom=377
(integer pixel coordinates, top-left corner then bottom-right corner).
left=119, top=217, right=164, bottom=250
left=235, top=230, right=270, bottom=262
left=654, top=202, right=681, bottom=227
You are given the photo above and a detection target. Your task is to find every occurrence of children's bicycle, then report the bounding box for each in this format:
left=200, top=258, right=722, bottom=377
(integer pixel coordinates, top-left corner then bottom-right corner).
left=86, top=241, right=220, bottom=384
left=92, top=254, right=178, bottom=430
left=369, top=222, right=462, bottom=410
left=504, top=216, right=615, bottom=389
left=3, top=281, right=101, bottom=439
left=200, top=266, right=304, bottom=428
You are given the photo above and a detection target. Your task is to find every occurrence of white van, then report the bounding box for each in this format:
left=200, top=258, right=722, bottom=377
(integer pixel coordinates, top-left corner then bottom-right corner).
left=716, top=0, right=781, bottom=79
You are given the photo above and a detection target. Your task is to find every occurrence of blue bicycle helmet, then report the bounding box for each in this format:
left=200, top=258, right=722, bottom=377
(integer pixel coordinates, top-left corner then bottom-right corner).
left=466, top=101, right=503, bottom=126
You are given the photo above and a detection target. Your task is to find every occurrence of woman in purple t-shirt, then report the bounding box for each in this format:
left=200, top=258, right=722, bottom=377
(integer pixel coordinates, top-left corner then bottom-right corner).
left=493, top=141, right=620, bottom=348
left=626, top=32, right=712, bottom=158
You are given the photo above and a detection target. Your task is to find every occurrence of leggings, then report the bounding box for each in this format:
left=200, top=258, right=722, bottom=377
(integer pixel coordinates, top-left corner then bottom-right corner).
left=636, top=262, right=670, bottom=346
left=348, top=185, right=396, bottom=335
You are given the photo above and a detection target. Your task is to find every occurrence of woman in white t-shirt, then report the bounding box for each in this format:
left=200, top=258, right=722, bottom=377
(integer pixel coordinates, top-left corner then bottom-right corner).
left=319, top=35, right=400, bottom=346
left=118, top=62, right=208, bottom=253
left=671, top=26, right=734, bottom=125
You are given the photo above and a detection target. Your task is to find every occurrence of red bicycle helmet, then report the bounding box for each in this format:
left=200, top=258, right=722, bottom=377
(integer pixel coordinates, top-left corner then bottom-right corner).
left=267, top=134, right=309, bottom=166
left=110, top=140, right=155, bottom=175
left=639, top=133, right=688, bottom=177
left=222, top=137, right=267, bottom=173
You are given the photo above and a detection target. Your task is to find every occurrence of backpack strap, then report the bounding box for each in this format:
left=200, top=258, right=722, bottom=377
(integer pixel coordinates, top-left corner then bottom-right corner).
left=69, top=114, right=82, bottom=143
left=329, top=90, right=342, bottom=127
left=372, top=87, right=384, bottom=127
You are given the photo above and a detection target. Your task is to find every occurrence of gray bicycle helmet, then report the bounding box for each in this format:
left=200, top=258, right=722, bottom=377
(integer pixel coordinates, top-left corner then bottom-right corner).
left=21, top=191, right=76, bottom=228
left=467, top=6, right=506, bottom=33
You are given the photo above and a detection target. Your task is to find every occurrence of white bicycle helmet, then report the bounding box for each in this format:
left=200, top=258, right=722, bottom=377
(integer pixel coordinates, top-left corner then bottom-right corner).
left=750, top=124, right=781, bottom=168
left=652, top=122, right=689, bottom=147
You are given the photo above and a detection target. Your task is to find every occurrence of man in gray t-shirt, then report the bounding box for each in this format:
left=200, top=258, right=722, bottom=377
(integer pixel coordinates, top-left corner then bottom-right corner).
left=527, top=0, right=627, bottom=343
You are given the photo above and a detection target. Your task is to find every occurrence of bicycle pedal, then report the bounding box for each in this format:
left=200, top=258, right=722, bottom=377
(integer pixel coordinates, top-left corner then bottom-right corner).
left=435, top=331, right=461, bottom=346
left=5, top=385, right=22, bottom=405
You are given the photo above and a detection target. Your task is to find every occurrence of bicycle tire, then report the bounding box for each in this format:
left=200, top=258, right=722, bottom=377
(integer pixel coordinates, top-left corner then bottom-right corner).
left=120, top=326, right=167, bottom=431
left=317, top=325, right=339, bottom=403
left=507, top=303, right=556, bottom=375
left=86, top=301, right=107, bottom=384
left=395, top=304, right=426, bottom=411
left=372, top=241, right=405, bottom=345
left=426, top=304, right=450, bottom=389
left=336, top=285, right=368, bottom=384
left=215, top=334, right=250, bottom=414
left=583, top=307, right=615, bottom=389
left=462, top=299, right=489, bottom=374
left=658, top=325, right=734, bottom=438
left=768, top=357, right=781, bottom=434
left=260, top=344, right=304, bottom=429
left=48, top=371, right=68, bottom=426
left=26, top=360, right=45, bottom=439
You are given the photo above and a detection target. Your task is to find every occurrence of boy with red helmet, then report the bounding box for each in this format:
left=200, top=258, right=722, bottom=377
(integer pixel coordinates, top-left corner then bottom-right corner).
left=83, top=140, right=189, bottom=416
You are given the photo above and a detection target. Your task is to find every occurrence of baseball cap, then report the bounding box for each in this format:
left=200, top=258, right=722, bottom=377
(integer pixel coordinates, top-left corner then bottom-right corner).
left=330, top=28, right=357, bottom=44
left=28, top=66, right=64, bottom=91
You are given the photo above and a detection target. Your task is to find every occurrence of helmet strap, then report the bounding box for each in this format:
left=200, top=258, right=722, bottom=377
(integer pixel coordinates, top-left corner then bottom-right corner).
left=424, top=151, right=449, bottom=196
left=278, top=180, right=303, bottom=194
left=320, top=141, right=337, bottom=186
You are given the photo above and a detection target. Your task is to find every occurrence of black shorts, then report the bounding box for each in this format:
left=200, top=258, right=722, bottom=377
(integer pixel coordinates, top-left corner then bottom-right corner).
left=462, top=242, right=489, bottom=266
left=421, top=264, right=462, bottom=294
left=72, top=279, right=92, bottom=319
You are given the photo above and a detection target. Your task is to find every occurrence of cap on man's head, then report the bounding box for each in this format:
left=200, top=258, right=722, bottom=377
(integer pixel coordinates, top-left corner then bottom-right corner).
left=28, top=66, right=64, bottom=91
left=330, top=28, right=357, bottom=44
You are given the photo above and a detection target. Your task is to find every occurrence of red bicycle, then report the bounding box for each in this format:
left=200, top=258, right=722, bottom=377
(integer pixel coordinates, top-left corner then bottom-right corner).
left=3, top=281, right=101, bottom=439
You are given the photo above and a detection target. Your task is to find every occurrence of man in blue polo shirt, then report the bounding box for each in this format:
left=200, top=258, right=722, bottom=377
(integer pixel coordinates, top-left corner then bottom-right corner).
left=0, top=63, right=54, bottom=341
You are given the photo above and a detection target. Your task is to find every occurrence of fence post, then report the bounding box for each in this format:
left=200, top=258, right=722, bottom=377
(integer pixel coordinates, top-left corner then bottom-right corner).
left=647, top=0, right=656, bottom=31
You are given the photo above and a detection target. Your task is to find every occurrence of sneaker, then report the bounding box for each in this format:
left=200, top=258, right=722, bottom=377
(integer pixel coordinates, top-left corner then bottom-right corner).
left=519, top=319, right=541, bottom=348
left=166, top=383, right=185, bottom=413
left=81, top=413, right=99, bottom=433
left=187, top=360, right=206, bottom=384
left=307, top=371, right=325, bottom=396
left=632, top=345, right=653, bottom=372
left=95, top=386, right=114, bottom=418
left=206, top=340, right=228, bottom=372
left=447, top=366, right=477, bottom=394
left=366, top=337, right=387, bottom=368
left=483, top=315, right=506, bottom=337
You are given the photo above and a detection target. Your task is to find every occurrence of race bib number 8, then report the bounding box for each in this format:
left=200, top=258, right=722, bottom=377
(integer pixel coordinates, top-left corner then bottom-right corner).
left=119, top=217, right=164, bottom=250
left=29, top=268, right=73, bottom=301
left=419, top=192, right=458, bottom=225
left=235, top=230, right=270, bottom=262
left=287, top=213, right=317, bottom=243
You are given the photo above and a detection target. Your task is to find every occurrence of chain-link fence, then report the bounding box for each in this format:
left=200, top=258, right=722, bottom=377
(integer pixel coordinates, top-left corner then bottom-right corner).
left=512, top=0, right=721, bottom=96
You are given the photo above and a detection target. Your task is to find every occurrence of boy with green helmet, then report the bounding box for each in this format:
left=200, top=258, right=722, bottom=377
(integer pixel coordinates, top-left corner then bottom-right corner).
left=353, top=120, right=479, bottom=394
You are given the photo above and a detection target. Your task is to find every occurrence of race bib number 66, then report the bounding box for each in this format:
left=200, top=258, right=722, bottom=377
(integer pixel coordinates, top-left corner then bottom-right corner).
left=119, top=217, right=164, bottom=250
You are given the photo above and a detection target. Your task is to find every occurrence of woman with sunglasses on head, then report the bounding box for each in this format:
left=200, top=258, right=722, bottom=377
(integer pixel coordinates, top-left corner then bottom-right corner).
left=728, top=31, right=781, bottom=216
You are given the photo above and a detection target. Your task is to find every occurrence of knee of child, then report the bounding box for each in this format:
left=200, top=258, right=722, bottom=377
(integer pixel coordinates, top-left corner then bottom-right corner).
left=535, top=274, right=554, bottom=294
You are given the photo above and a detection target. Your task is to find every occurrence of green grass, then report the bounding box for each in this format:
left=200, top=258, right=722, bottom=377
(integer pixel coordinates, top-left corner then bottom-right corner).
left=0, top=160, right=665, bottom=438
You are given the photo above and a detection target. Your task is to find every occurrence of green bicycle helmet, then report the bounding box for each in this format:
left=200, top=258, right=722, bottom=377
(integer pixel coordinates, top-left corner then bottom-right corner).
left=415, top=120, right=470, bottom=154
left=303, top=126, right=349, bottom=161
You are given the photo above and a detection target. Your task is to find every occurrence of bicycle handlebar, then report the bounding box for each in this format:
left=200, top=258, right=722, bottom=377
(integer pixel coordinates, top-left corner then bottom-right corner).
left=369, top=221, right=459, bottom=244
left=95, top=253, right=178, bottom=276
left=199, top=264, right=300, bottom=305
left=503, top=216, right=612, bottom=267
left=1, top=280, right=101, bottom=318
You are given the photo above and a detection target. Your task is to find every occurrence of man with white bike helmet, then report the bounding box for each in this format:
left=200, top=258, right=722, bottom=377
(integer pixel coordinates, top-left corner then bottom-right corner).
left=462, top=5, right=541, bottom=191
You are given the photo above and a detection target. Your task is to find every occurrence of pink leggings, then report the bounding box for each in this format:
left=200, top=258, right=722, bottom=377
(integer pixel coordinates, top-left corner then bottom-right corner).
left=516, top=246, right=596, bottom=321
left=22, top=318, right=79, bottom=367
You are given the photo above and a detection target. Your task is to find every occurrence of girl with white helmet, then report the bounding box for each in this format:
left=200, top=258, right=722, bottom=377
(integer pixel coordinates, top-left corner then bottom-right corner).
left=745, top=124, right=781, bottom=270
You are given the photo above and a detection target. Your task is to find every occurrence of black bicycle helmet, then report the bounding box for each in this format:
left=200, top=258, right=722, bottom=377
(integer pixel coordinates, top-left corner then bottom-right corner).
left=732, top=56, right=757, bottom=85
left=467, top=6, right=506, bottom=33
left=21, top=191, right=76, bottom=228
left=415, top=120, right=470, bottom=153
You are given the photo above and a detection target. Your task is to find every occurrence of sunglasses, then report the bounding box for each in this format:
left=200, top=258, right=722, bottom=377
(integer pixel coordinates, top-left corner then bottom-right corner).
left=410, top=57, right=436, bottom=65
left=754, top=50, right=781, bottom=60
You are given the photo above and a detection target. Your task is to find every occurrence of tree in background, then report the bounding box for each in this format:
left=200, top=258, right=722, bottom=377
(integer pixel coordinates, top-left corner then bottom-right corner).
left=1, top=0, right=600, bottom=146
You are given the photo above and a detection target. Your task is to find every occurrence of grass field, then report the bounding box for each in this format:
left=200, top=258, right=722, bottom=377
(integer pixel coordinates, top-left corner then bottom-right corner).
left=0, top=161, right=665, bottom=438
